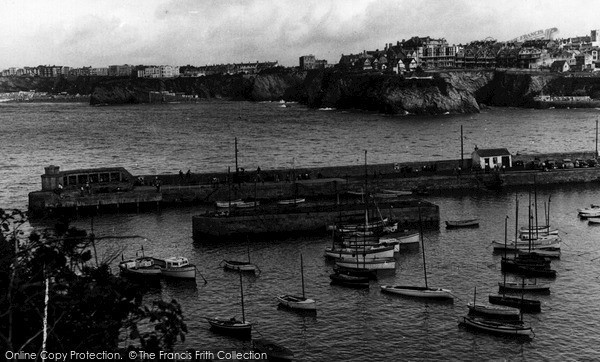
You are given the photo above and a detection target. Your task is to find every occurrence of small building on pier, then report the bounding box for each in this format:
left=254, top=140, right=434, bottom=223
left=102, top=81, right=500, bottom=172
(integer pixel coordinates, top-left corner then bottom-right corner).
left=471, top=147, right=512, bottom=170
left=41, top=165, right=134, bottom=192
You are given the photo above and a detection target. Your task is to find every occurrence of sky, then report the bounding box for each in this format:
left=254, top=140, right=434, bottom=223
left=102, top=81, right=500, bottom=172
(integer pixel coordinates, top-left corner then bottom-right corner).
left=0, top=0, right=598, bottom=69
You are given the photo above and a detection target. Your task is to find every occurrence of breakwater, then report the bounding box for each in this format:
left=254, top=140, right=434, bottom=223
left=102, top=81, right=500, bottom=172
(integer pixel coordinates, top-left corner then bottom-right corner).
left=27, top=151, right=600, bottom=217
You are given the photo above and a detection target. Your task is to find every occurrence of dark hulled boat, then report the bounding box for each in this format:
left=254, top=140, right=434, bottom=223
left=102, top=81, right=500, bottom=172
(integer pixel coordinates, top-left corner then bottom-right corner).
left=488, top=295, right=541, bottom=313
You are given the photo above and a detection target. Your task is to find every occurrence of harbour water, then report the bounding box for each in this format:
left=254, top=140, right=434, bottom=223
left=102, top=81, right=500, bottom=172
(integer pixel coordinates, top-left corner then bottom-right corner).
left=2, top=101, right=600, bottom=360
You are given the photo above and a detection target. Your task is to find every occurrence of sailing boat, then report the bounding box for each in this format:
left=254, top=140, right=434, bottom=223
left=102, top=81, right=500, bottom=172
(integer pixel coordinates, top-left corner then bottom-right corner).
left=206, top=271, right=252, bottom=338
left=276, top=254, right=317, bottom=311
left=380, top=205, right=454, bottom=300
left=491, top=202, right=543, bottom=313
left=221, top=244, right=260, bottom=273
left=467, top=286, right=521, bottom=321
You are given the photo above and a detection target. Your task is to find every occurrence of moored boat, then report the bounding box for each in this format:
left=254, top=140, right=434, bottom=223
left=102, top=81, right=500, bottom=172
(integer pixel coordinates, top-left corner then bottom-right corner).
left=118, top=256, right=162, bottom=278
left=221, top=259, right=259, bottom=273
left=206, top=317, right=252, bottom=338
left=207, top=271, right=252, bottom=339
left=329, top=272, right=370, bottom=288
left=335, top=257, right=396, bottom=271
left=215, top=199, right=244, bottom=208
left=277, top=198, right=306, bottom=205
left=152, top=256, right=196, bottom=279
left=276, top=254, right=316, bottom=311
left=488, top=295, right=541, bottom=313
left=381, top=285, right=454, bottom=300
left=498, top=280, right=551, bottom=294
left=324, top=244, right=395, bottom=260
left=445, top=219, right=479, bottom=228
left=459, top=316, right=533, bottom=339
left=467, top=302, right=521, bottom=321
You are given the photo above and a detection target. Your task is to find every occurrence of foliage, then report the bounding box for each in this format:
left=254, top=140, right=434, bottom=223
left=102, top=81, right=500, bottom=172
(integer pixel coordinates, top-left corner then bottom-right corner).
left=0, top=209, right=187, bottom=355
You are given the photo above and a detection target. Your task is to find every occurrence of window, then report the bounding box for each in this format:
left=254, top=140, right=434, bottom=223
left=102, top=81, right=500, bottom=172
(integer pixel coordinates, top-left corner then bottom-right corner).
left=110, top=172, right=121, bottom=182
left=78, top=174, right=88, bottom=184
left=89, top=174, right=99, bottom=183
left=99, top=173, right=110, bottom=183
left=68, top=175, right=77, bottom=185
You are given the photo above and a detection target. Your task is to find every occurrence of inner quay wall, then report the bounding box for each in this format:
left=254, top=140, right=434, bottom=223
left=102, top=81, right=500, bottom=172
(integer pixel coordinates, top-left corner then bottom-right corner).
left=28, top=151, right=599, bottom=217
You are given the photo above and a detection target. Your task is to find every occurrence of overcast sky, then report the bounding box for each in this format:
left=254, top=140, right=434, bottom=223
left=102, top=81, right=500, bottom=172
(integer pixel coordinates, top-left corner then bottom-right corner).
left=1, top=0, right=597, bottom=69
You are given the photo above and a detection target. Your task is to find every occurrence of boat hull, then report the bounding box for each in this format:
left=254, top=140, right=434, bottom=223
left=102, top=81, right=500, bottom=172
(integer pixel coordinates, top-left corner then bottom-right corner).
left=222, top=260, right=258, bottom=273
left=459, top=316, right=533, bottom=339
left=467, top=302, right=521, bottom=321
left=488, top=295, right=541, bottom=313
left=206, top=317, right=252, bottom=338
left=498, top=282, right=551, bottom=295
left=276, top=295, right=317, bottom=311
left=336, top=258, right=396, bottom=271
left=445, top=220, right=479, bottom=228
left=329, top=273, right=370, bottom=288
left=381, top=285, right=454, bottom=300
left=160, top=266, right=196, bottom=279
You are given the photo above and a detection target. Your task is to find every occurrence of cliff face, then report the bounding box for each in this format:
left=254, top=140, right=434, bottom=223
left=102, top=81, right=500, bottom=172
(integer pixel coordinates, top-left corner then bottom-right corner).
left=4, top=70, right=600, bottom=114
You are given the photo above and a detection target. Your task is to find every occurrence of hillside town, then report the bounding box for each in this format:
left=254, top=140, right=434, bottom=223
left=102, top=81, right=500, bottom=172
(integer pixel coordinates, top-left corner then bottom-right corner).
left=1, top=28, right=599, bottom=78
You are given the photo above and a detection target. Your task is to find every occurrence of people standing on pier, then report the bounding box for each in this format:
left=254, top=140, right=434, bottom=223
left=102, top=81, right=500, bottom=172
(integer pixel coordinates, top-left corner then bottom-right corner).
left=155, top=177, right=161, bottom=192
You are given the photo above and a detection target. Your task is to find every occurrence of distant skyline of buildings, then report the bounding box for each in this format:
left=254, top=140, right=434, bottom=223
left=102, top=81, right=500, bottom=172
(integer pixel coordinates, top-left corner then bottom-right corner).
left=2, top=29, right=599, bottom=77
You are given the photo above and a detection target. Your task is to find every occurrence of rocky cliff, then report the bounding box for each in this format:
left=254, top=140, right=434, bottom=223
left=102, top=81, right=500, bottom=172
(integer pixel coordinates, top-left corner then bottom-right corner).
left=3, top=70, right=600, bottom=114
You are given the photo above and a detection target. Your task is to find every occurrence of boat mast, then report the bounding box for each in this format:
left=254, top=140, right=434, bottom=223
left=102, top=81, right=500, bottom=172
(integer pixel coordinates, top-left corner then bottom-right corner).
left=300, top=254, right=306, bottom=299
left=239, top=271, right=245, bottom=323
left=534, top=174, right=539, bottom=238
left=514, top=194, right=519, bottom=259
left=418, top=205, right=428, bottom=289
left=234, top=137, right=239, bottom=185
left=503, top=215, right=509, bottom=291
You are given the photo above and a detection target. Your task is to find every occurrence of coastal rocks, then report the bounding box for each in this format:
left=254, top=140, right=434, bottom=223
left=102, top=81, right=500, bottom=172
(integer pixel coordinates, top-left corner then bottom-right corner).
left=305, top=71, right=491, bottom=115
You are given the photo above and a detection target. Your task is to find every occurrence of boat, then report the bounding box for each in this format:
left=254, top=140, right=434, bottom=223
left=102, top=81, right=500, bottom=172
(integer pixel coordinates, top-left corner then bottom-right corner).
left=236, top=200, right=260, bottom=208
left=252, top=338, right=295, bottom=362
left=215, top=199, right=245, bottom=208
left=207, top=271, right=252, bottom=338
left=488, top=295, right=541, bottom=313
left=459, top=316, right=533, bottom=339
left=324, top=244, right=395, bottom=260
left=152, top=256, right=197, bottom=279
left=381, top=285, right=454, bottom=300
left=445, top=219, right=479, bottom=228
left=221, top=246, right=260, bottom=273
left=467, top=302, right=521, bottom=321
left=335, top=257, right=396, bottom=271
left=221, top=259, right=259, bottom=273
left=516, top=248, right=561, bottom=259
left=588, top=217, right=600, bottom=225
left=519, top=230, right=559, bottom=240
left=491, top=237, right=561, bottom=251
left=118, top=256, right=162, bottom=278
left=379, top=207, right=453, bottom=301
left=467, top=286, right=521, bottom=321
left=276, top=254, right=317, bottom=311
left=329, top=272, right=370, bottom=288
left=498, top=280, right=551, bottom=294
left=277, top=198, right=305, bottom=205
left=577, top=204, right=600, bottom=215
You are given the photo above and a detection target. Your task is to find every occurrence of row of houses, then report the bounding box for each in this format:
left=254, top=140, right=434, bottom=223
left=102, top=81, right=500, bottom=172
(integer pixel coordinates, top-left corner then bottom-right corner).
left=333, top=29, right=600, bottom=73
left=1, top=61, right=279, bottom=78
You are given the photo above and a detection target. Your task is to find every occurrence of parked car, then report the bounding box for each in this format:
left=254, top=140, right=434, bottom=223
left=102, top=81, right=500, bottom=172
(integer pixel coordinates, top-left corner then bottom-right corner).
left=544, top=159, right=557, bottom=169
left=575, top=159, right=588, bottom=168
left=562, top=159, right=575, bottom=169
left=513, top=160, right=525, bottom=170
left=587, top=159, right=598, bottom=167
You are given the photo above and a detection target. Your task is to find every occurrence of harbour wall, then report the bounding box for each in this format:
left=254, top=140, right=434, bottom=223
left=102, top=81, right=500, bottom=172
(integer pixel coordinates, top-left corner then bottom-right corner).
left=191, top=200, right=439, bottom=239
left=28, top=151, right=600, bottom=217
